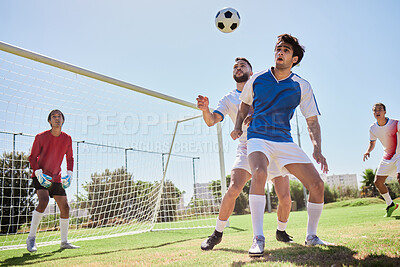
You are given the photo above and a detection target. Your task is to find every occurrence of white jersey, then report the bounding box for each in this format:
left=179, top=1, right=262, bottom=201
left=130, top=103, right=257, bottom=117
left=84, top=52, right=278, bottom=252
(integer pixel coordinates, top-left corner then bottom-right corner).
left=214, top=89, right=248, bottom=144
left=369, top=118, right=400, bottom=160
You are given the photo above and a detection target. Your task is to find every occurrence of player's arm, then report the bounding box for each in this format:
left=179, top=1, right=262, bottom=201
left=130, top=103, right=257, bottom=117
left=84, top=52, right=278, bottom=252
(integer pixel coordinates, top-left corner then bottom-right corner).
left=66, top=136, right=74, bottom=171
left=28, top=135, right=41, bottom=172
left=306, top=115, right=328, bottom=174
left=62, top=136, right=74, bottom=189
left=231, top=101, right=250, bottom=140
left=196, top=95, right=222, bottom=127
left=363, top=140, right=376, bottom=161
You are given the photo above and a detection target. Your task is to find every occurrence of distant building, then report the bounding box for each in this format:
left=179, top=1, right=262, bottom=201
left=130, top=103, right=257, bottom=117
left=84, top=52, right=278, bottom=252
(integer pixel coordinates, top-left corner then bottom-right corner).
left=322, top=173, right=358, bottom=189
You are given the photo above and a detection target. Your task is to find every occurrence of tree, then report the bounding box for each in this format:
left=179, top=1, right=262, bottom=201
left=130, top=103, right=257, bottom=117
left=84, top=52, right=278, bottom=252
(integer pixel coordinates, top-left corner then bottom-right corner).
left=157, top=180, right=182, bottom=222
left=360, top=168, right=379, bottom=197
left=289, top=180, right=306, bottom=210
left=0, top=152, right=36, bottom=233
left=83, top=168, right=182, bottom=225
left=208, top=175, right=251, bottom=215
left=83, top=168, right=141, bottom=225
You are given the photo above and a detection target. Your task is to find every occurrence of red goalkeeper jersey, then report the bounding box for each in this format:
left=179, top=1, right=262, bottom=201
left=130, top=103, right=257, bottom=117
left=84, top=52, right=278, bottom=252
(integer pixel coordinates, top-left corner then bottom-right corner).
left=29, top=130, right=74, bottom=183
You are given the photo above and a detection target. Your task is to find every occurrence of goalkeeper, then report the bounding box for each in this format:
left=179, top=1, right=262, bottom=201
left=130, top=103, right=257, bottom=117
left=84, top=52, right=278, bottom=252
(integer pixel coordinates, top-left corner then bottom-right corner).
left=27, top=109, right=79, bottom=252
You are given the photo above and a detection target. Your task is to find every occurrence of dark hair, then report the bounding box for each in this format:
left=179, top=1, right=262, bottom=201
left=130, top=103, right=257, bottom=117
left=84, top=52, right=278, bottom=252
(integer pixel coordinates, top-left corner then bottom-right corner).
left=235, top=57, right=252, bottom=71
left=276, top=34, right=305, bottom=67
left=373, top=103, right=386, bottom=111
left=48, top=109, right=65, bottom=122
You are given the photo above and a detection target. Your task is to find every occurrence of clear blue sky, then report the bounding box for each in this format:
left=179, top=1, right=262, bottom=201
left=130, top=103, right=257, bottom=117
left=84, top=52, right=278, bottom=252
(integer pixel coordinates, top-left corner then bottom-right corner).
left=1, top=0, right=400, bottom=185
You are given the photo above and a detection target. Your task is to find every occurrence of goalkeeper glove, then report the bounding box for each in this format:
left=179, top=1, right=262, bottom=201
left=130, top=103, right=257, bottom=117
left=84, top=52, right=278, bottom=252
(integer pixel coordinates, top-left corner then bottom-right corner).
left=61, top=170, right=73, bottom=189
left=35, top=169, right=52, bottom=188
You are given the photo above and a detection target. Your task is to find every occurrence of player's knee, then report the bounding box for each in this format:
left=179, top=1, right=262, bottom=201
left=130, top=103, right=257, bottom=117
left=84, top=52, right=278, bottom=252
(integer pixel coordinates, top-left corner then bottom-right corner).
left=278, top=193, right=291, bottom=207
left=227, top=183, right=242, bottom=197
left=251, top=167, right=267, bottom=180
left=309, top=179, right=324, bottom=194
left=373, top=178, right=383, bottom=187
left=37, top=199, right=49, bottom=210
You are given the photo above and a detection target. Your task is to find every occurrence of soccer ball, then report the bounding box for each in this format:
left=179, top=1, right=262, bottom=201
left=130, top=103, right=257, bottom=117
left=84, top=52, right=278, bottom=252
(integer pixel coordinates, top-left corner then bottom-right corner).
left=215, top=7, right=240, bottom=33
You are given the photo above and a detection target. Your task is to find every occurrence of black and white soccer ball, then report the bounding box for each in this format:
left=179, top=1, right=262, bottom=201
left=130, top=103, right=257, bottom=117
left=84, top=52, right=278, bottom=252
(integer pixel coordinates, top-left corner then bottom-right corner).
left=215, top=7, right=240, bottom=33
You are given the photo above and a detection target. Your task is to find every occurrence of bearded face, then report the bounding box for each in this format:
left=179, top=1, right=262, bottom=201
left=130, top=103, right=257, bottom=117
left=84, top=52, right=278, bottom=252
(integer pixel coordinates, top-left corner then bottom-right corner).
left=233, top=72, right=250, bottom=83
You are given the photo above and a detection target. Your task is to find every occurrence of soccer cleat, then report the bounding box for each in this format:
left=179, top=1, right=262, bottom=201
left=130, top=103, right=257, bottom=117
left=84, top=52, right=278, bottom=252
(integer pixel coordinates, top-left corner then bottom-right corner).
left=276, top=230, right=293, bottom=243
left=248, top=235, right=265, bottom=257
left=26, top=236, right=37, bottom=252
left=60, top=242, right=80, bottom=249
left=201, top=231, right=222, bottom=250
left=305, top=235, right=333, bottom=246
left=384, top=202, right=398, bottom=217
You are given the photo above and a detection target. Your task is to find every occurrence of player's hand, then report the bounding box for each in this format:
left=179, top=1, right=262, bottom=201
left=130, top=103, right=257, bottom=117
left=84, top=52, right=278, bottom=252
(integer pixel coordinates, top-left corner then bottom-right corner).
left=363, top=152, right=370, bottom=161
left=313, top=151, right=329, bottom=174
left=196, top=95, right=209, bottom=112
left=230, top=129, right=243, bottom=140
left=244, top=115, right=253, bottom=126
left=35, top=169, right=52, bottom=188
left=61, top=170, right=73, bottom=189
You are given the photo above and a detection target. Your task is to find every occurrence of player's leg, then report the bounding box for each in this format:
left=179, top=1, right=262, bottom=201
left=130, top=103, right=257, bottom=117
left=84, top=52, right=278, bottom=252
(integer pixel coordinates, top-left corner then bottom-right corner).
left=375, top=175, right=398, bottom=217
left=201, top=168, right=251, bottom=250
left=219, top=169, right=251, bottom=221
left=53, top=185, right=80, bottom=249
left=272, top=175, right=293, bottom=243
left=285, top=163, right=331, bottom=246
left=27, top=179, right=50, bottom=252
left=247, top=151, right=269, bottom=256
left=375, top=157, right=400, bottom=217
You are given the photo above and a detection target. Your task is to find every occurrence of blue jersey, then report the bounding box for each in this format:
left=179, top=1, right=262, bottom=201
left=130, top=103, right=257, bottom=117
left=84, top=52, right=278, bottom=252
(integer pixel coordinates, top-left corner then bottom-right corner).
left=240, top=68, right=320, bottom=142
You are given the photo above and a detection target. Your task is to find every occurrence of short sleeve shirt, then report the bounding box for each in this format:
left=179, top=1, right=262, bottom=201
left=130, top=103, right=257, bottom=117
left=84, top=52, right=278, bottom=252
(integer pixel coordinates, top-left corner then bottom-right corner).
left=369, top=118, right=400, bottom=160
left=214, top=89, right=248, bottom=144
left=240, top=68, right=320, bottom=142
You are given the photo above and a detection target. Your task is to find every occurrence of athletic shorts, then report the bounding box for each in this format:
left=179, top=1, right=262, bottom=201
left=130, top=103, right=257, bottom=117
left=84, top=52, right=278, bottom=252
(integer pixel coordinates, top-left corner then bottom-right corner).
left=376, top=153, right=400, bottom=177
left=32, top=177, right=66, bottom=198
left=231, top=142, right=288, bottom=181
left=247, top=138, right=312, bottom=175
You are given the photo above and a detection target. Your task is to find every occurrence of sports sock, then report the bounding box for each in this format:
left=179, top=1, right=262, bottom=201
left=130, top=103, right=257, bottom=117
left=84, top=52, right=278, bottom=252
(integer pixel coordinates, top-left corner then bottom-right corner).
left=28, top=210, right=44, bottom=238
left=306, top=202, right=323, bottom=240
left=215, top=218, right=228, bottom=233
left=249, top=194, right=266, bottom=237
left=277, top=219, right=288, bottom=231
left=381, top=192, right=393, bottom=206
left=60, top=218, right=69, bottom=243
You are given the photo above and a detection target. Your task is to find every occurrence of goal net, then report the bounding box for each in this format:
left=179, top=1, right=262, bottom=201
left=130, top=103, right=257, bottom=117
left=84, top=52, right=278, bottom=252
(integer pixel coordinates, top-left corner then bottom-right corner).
left=0, top=42, right=227, bottom=250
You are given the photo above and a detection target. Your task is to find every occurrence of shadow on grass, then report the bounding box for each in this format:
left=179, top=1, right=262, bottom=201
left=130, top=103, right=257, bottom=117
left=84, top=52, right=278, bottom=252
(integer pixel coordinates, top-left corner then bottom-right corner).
left=393, top=215, right=400, bottom=220
left=0, top=238, right=195, bottom=266
left=1, top=249, right=64, bottom=266
left=225, top=243, right=400, bottom=266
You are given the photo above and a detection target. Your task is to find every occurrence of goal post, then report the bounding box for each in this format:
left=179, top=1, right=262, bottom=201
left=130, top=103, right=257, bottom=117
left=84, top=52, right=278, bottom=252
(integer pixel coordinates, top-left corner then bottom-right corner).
left=0, top=41, right=227, bottom=250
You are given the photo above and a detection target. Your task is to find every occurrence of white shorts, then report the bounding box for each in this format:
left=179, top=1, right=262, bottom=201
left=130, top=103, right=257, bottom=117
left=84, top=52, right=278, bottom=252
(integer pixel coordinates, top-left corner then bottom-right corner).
left=376, top=154, right=400, bottom=177
left=232, top=143, right=287, bottom=181
left=247, top=138, right=312, bottom=175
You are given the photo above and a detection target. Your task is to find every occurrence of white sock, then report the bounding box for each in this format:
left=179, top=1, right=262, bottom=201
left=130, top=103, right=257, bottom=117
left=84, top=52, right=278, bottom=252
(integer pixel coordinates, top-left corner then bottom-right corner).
left=381, top=192, right=393, bottom=206
left=60, top=218, right=69, bottom=243
left=306, top=202, right=323, bottom=240
left=215, top=218, right=228, bottom=233
left=277, top=219, right=288, bottom=231
left=249, top=194, right=266, bottom=237
left=28, top=210, right=44, bottom=238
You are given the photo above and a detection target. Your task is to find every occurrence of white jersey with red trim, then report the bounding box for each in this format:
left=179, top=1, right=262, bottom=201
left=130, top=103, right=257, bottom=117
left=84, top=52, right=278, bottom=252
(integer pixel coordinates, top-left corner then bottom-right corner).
left=369, top=118, right=400, bottom=160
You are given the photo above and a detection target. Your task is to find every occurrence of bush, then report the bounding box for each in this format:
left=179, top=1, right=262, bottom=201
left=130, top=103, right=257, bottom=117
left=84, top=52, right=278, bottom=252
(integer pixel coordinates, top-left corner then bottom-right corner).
left=324, top=184, right=338, bottom=203
left=290, top=180, right=306, bottom=210
left=0, top=152, right=36, bottom=234
left=387, top=180, right=400, bottom=200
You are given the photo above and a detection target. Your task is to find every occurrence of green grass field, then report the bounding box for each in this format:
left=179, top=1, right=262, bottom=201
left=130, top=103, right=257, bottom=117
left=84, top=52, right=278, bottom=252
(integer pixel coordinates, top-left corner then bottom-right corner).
left=1, top=198, right=399, bottom=266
